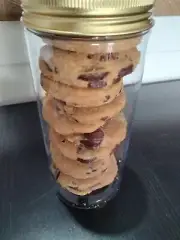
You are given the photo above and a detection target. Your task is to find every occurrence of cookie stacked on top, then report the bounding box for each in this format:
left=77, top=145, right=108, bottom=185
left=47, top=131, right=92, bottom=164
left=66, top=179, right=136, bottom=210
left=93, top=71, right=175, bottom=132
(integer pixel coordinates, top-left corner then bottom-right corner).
left=40, top=39, right=140, bottom=196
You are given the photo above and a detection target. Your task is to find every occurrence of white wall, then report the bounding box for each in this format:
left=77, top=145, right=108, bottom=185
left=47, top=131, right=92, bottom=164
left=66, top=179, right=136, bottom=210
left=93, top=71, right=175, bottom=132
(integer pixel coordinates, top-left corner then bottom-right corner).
left=144, top=16, right=180, bottom=83
left=0, top=22, right=34, bottom=106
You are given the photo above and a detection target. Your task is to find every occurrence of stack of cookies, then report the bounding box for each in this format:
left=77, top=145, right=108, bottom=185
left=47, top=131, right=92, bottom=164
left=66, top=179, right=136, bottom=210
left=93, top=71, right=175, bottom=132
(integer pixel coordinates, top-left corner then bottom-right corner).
left=39, top=39, right=140, bottom=196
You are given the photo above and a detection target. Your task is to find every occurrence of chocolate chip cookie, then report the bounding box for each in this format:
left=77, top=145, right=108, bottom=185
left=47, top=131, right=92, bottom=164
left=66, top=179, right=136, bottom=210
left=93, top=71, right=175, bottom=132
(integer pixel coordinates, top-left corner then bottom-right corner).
left=51, top=143, right=111, bottom=179
left=50, top=129, right=114, bottom=161
left=43, top=96, right=105, bottom=135
left=47, top=88, right=126, bottom=125
left=53, top=154, right=118, bottom=196
left=49, top=115, right=127, bottom=160
left=41, top=75, right=123, bottom=107
left=66, top=114, right=127, bottom=148
left=40, top=45, right=140, bottom=89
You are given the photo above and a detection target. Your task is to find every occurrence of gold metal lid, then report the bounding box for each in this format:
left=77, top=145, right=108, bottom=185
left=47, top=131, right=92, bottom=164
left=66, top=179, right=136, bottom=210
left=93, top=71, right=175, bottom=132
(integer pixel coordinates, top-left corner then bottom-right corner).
left=22, top=0, right=155, bottom=37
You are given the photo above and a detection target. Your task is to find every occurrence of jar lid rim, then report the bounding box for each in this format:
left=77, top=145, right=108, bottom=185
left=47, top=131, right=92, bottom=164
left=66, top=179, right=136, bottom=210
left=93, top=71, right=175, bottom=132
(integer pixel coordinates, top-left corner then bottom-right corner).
left=22, top=0, right=155, bottom=36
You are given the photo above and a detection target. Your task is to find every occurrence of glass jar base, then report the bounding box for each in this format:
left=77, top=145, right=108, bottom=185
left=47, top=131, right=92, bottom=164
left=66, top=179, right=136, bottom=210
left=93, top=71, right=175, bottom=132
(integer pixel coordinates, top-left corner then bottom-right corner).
left=56, top=175, right=121, bottom=210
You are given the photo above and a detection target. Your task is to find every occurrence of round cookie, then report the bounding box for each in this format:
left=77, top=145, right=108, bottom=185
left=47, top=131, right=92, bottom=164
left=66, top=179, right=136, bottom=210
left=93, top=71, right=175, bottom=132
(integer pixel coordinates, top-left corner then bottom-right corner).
left=47, top=88, right=126, bottom=125
left=50, top=128, right=114, bottom=161
left=66, top=114, right=127, bottom=149
left=56, top=154, right=118, bottom=196
left=39, top=45, right=140, bottom=89
left=39, top=46, right=140, bottom=86
left=43, top=37, right=141, bottom=53
left=50, top=143, right=111, bottom=179
left=41, top=76, right=123, bottom=108
left=39, top=58, right=131, bottom=89
left=49, top=115, right=127, bottom=160
left=42, top=97, right=104, bottom=135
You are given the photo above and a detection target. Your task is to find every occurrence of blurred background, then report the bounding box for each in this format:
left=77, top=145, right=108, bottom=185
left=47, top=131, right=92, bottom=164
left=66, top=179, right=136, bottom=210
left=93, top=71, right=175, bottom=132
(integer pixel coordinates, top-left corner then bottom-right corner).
left=0, top=0, right=21, bottom=20
left=155, top=0, right=180, bottom=15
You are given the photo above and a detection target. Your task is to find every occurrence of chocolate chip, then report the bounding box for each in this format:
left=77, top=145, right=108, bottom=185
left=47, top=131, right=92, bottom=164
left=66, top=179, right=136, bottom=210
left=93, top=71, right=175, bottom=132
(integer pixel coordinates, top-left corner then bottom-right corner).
left=88, top=81, right=107, bottom=89
left=87, top=54, right=94, bottom=59
left=52, top=99, right=66, bottom=114
left=118, top=64, right=133, bottom=78
left=54, top=67, right=58, bottom=73
left=113, top=77, right=121, bottom=84
left=44, top=61, right=53, bottom=72
left=67, top=50, right=73, bottom=54
left=92, top=169, right=97, bottom=172
left=100, top=53, right=119, bottom=61
left=55, top=170, right=60, bottom=180
left=102, top=168, right=108, bottom=173
left=81, top=128, right=104, bottom=150
left=101, top=116, right=109, bottom=121
left=62, top=139, right=65, bottom=143
left=99, top=55, right=106, bottom=61
left=77, top=158, right=96, bottom=163
left=52, top=99, right=60, bottom=111
left=109, top=53, right=119, bottom=60
left=43, top=61, right=59, bottom=74
left=80, top=140, right=98, bottom=149
left=87, top=53, right=120, bottom=61
left=113, top=65, right=133, bottom=84
left=55, top=99, right=66, bottom=106
left=78, top=72, right=108, bottom=88
left=104, top=95, right=110, bottom=103
left=77, top=144, right=84, bottom=153
left=78, top=72, right=109, bottom=82
left=84, top=128, right=104, bottom=140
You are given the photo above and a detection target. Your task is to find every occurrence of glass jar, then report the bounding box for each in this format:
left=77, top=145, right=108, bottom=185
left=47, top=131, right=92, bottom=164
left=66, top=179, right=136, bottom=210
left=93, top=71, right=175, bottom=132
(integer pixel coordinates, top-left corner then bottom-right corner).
left=22, top=0, right=155, bottom=209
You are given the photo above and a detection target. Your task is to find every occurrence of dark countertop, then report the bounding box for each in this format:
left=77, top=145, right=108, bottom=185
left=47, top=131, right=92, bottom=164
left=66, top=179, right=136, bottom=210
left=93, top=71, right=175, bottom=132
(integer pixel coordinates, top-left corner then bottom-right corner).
left=0, top=81, right=180, bottom=240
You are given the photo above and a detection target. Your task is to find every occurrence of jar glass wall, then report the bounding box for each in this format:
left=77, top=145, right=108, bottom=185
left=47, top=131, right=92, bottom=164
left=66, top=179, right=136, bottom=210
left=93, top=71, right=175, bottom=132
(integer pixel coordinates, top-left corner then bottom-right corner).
left=25, top=30, right=150, bottom=209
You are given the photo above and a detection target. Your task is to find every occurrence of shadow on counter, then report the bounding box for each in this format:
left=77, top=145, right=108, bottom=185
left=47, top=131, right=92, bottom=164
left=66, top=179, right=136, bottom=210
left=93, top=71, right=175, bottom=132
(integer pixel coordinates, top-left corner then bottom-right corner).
left=66, top=166, right=148, bottom=235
